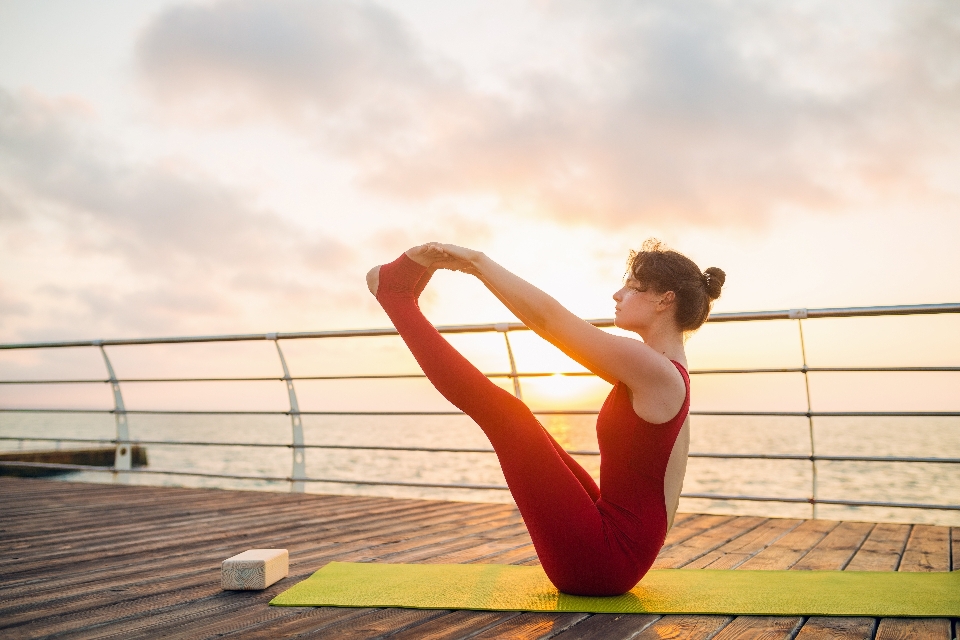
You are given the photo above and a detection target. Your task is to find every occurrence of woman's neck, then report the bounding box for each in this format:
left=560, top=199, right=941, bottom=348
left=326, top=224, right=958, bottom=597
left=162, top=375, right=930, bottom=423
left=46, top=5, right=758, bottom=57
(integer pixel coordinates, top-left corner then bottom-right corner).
left=639, top=325, right=686, bottom=364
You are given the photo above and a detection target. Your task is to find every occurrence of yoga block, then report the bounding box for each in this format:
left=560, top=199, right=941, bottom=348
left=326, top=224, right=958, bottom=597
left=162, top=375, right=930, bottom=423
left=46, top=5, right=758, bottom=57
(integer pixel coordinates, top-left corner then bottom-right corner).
left=221, top=549, right=288, bottom=590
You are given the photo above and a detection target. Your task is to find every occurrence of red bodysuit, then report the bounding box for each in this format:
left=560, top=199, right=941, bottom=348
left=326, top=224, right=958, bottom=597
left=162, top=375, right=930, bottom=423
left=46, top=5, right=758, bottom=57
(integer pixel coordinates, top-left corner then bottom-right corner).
left=377, top=254, right=691, bottom=596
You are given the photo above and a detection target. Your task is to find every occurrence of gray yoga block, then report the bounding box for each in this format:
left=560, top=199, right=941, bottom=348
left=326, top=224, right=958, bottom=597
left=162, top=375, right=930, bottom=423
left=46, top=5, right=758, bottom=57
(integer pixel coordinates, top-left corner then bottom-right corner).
left=221, top=548, right=289, bottom=590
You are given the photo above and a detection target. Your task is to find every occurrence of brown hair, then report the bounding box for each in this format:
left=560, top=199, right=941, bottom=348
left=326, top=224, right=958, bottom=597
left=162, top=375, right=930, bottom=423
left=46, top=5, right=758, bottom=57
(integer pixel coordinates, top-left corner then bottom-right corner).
left=626, top=239, right=725, bottom=331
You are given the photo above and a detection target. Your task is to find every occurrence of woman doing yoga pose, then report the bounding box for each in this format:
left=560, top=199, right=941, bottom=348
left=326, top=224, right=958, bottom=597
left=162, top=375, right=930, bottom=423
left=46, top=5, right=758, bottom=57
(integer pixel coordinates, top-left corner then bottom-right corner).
left=366, top=240, right=725, bottom=596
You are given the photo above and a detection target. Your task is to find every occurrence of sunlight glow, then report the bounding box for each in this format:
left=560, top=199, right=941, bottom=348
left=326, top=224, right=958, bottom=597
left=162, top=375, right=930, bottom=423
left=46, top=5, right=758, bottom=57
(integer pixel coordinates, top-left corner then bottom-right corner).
left=521, top=373, right=610, bottom=410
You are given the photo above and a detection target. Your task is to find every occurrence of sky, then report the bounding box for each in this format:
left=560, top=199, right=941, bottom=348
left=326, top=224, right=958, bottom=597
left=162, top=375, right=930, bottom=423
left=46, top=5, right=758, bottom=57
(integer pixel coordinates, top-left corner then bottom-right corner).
left=1, top=0, right=959, bottom=349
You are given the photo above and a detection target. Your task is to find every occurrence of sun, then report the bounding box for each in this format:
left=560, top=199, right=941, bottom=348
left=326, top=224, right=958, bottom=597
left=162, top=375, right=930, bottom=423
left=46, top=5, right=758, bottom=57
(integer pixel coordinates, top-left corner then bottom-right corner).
left=522, top=373, right=609, bottom=409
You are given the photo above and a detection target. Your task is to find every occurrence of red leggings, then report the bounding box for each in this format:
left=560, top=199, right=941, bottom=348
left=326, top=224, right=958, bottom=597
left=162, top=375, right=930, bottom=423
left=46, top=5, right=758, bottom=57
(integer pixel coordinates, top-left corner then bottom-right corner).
left=377, top=254, right=686, bottom=595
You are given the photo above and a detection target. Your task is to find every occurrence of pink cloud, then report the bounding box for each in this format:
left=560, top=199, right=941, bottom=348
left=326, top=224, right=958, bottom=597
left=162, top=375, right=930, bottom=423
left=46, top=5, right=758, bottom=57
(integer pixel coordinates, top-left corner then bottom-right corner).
left=136, top=0, right=960, bottom=228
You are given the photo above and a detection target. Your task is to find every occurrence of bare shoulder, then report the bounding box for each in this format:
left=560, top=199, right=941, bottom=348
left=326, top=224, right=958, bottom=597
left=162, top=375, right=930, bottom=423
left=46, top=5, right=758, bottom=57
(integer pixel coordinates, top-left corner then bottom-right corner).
left=617, top=344, right=688, bottom=425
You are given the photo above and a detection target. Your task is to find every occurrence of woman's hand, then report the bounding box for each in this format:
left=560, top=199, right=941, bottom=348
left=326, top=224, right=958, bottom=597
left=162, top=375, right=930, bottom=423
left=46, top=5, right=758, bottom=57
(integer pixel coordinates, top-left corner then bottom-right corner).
left=405, top=243, right=482, bottom=276
left=435, top=243, right=483, bottom=266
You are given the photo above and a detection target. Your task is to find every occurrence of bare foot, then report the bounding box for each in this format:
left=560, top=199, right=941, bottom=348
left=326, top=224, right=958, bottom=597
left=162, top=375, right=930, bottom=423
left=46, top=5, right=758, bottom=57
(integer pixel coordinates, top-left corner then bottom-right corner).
left=365, top=266, right=380, bottom=296
left=366, top=244, right=441, bottom=296
left=368, top=243, right=467, bottom=297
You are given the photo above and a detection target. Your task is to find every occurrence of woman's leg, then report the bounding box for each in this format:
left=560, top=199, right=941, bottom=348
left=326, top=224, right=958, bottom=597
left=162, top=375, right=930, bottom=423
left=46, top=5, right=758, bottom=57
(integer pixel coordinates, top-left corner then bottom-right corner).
left=374, top=254, right=614, bottom=591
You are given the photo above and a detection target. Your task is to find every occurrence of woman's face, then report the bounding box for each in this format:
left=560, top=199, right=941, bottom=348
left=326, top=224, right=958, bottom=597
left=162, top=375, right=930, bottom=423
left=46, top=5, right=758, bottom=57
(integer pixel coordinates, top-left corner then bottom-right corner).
left=612, top=277, right=663, bottom=332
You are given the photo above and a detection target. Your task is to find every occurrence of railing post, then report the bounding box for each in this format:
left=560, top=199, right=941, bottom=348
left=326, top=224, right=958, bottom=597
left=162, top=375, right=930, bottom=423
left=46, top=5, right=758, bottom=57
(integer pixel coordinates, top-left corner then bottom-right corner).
left=495, top=323, right=523, bottom=400
left=269, top=334, right=305, bottom=492
left=790, top=309, right=817, bottom=519
left=96, top=342, right=131, bottom=476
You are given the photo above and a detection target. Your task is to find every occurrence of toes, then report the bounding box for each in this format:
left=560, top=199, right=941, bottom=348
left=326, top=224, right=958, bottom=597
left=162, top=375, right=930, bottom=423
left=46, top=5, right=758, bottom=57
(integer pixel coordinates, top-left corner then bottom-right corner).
left=366, top=266, right=380, bottom=296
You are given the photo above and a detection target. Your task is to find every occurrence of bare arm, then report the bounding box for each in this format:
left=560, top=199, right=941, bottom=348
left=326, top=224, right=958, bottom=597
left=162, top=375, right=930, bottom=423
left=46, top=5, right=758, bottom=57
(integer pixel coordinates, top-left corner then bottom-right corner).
left=433, top=244, right=685, bottom=420
left=476, top=273, right=619, bottom=385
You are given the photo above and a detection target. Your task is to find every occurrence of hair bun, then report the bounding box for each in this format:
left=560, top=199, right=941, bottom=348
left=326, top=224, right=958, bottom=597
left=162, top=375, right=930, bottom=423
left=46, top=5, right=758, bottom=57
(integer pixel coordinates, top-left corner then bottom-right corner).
left=703, top=267, right=726, bottom=300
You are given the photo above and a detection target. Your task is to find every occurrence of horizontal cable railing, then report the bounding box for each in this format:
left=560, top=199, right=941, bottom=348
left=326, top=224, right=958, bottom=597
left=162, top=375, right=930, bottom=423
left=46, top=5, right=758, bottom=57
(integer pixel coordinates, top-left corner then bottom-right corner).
left=3, top=435, right=959, bottom=464
left=3, top=303, right=958, bottom=350
left=1, top=302, right=959, bottom=517
left=3, top=408, right=959, bottom=418
left=3, top=365, right=960, bottom=385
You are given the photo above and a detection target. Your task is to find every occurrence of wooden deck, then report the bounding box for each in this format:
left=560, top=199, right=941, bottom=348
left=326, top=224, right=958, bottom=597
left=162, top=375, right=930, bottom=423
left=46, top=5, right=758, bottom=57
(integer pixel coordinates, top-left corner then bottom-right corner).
left=1, top=477, right=956, bottom=640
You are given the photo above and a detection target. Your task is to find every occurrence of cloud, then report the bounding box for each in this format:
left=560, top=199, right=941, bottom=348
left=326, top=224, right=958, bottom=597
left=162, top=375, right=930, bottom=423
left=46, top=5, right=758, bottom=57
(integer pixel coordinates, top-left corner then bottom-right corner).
left=0, top=87, right=356, bottom=340
left=137, top=0, right=447, bottom=127
left=137, top=0, right=960, bottom=227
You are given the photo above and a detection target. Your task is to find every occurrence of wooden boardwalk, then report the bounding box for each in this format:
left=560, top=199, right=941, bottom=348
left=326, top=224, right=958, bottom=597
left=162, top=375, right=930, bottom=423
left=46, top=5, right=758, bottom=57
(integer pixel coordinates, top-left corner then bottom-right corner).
left=1, top=477, right=956, bottom=639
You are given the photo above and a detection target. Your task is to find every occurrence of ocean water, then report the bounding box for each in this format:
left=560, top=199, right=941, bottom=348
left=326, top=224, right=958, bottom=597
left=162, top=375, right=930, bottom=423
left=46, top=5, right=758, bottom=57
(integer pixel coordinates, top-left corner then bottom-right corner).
left=2, top=411, right=958, bottom=526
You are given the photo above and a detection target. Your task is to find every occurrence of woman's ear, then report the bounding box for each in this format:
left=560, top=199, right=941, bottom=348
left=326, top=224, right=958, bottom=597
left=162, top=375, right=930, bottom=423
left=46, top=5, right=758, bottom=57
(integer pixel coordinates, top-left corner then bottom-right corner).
left=658, top=290, right=676, bottom=309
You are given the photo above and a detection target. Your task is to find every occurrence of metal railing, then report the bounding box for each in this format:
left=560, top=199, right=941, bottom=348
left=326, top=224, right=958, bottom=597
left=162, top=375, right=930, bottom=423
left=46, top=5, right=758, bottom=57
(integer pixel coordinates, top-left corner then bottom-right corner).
left=1, top=302, right=959, bottom=518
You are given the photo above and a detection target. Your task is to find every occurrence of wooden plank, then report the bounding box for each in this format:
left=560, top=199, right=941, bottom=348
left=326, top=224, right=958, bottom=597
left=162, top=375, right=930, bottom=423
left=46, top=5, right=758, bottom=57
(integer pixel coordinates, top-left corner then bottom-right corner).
left=795, top=617, right=875, bottom=640
left=2, top=513, right=466, bottom=612
left=387, top=610, right=522, bottom=640
left=0, top=494, right=287, bottom=543
left=672, top=512, right=696, bottom=527
left=7, top=489, right=414, bottom=539
left=142, top=602, right=328, bottom=640
left=792, top=521, right=874, bottom=570
left=634, top=615, right=732, bottom=639
left=683, top=518, right=802, bottom=570
left=875, top=618, right=952, bottom=640
left=480, top=543, right=539, bottom=566
left=10, top=579, right=240, bottom=638
left=427, top=536, right=533, bottom=564
left=468, top=612, right=589, bottom=639
left=222, top=606, right=446, bottom=640
left=550, top=613, right=660, bottom=639
left=953, top=527, right=959, bottom=571
left=7, top=495, right=500, bottom=575
left=1, top=500, right=505, bottom=605
left=82, top=596, right=353, bottom=640
left=737, top=519, right=837, bottom=570
left=1, top=500, right=419, bottom=569
left=215, top=606, right=376, bottom=639
left=1, top=508, right=524, bottom=622
left=660, top=515, right=735, bottom=550
left=845, top=523, right=911, bottom=571
left=1, top=564, right=242, bottom=629
left=42, top=528, right=492, bottom=635
left=55, top=540, right=472, bottom=635
left=363, top=519, right=529, bottom=564
left=404, top=538, right=529, bottom=564
left=5, top=490, right=482, bottom=554
left=3, top=478, right=945, bottom=640
left=11, top=524, right=520, bottom=628
left=693, top=518, right=827, bottom=640
left=2, top=496, right=474, bottom=578
left=6, top=483, right=496, bottom=548
left=3, top=482, right=339, bottom=531
left=712, top=616, right=803, bottom=639
left=899, top=525, right=950, bottom=572
left=654, top=517, right=767, bottom=568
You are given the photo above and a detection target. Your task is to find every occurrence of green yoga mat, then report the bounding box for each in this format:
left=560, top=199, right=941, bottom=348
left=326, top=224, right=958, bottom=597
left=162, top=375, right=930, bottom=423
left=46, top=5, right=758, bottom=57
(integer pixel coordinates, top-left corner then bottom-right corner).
left=271, top=562, right=959, bottom=617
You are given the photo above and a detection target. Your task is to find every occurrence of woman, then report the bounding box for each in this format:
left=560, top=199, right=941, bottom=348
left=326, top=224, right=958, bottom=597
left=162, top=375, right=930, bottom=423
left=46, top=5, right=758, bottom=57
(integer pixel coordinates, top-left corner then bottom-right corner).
left=366, top=240, right=724, bottom=596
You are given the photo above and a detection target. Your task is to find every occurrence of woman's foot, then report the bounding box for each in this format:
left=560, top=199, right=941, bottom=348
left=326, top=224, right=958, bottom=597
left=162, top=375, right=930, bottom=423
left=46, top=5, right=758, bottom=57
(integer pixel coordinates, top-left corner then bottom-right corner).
left=365, top=266, right=381, bottom=296
left=367, top=244, right=445, bottom=298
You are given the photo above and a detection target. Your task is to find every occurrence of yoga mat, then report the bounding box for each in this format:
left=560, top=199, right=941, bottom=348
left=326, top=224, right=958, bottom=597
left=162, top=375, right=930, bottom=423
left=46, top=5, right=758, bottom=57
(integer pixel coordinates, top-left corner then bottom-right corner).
left=270, top=562, right=960, bottom=617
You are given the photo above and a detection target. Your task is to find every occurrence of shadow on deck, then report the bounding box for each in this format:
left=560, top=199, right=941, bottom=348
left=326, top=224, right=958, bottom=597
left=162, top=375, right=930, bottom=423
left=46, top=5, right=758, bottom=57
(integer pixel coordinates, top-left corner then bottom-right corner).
left=1, top=477, right=957, bottom=639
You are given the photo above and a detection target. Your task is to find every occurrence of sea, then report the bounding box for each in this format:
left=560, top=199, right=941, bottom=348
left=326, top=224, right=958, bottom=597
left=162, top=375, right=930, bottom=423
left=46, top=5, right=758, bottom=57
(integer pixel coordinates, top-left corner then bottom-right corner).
left=2, top=411, right=958, bottom=527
